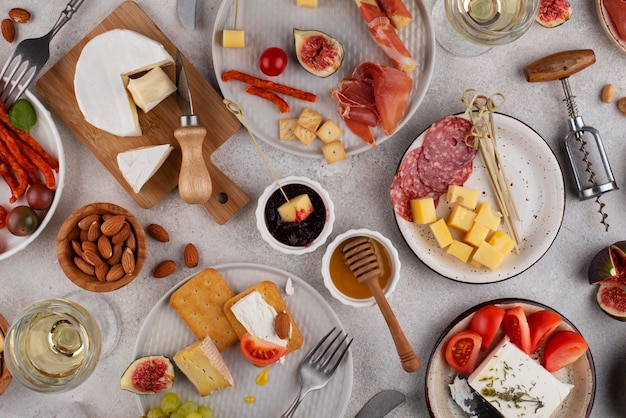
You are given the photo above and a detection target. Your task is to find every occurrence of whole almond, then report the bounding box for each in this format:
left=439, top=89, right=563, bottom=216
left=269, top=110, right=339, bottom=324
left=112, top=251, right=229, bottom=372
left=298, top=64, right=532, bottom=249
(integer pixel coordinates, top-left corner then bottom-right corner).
left=183, top=243, right=199, bottom=268
left=97, top=234, right=113, bottom=259
left=274, top=312, right=291, bottom=340
left=74, top=256, right=95, bottom=276
left=2, top=19, right=15, bottom=43
left=8, top=8, right=30, bottom=24
left=153, top=260, right=176, bottom=278
left=71, top=240, right=83, bottom=257
left=111, top=222, right=131, bottom=244
left=121, top=247, right=135, bottom=274
left=81, top=240, right=98, bottom=253
left=82, top=249, right=104, bottom=267
left=107, top=244, right=123, bottom=265
left=78, top=214, right=101, bottom=230
left=601, top=84, right=614, bottom=104
left=106, top=264, right=125, bottom=282
left=618, top=97, right=626, bottom=115
left=125, top=232, right=136, bottom=251
left=87, top=221, right=101, bottom=241
left=100, top=215, right=125, bottom=236
left=95, top=263, right=109, bottom=282
left=146, top=223, right=169, bottom=242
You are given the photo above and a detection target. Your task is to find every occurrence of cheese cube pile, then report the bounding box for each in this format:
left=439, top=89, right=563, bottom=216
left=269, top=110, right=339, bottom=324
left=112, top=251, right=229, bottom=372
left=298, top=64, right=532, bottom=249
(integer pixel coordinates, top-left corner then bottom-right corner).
left=411, top=185, right=516, bottom=271
left=279, top=107, right=346, bottom=164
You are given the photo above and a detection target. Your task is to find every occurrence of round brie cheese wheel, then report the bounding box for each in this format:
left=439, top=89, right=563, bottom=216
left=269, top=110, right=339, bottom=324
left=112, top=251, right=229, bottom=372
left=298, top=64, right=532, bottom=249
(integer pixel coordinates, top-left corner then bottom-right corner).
left=74, top=29, right=174, bottom=137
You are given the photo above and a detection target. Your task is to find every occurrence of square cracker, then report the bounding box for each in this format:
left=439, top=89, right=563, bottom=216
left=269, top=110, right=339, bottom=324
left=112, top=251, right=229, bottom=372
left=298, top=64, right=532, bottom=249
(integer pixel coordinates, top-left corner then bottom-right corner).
left=223, top=281, right=304, bottom=354
left=279, top=118, right=298, bottom=140
left=297, top=107, right=324, bottom=131
left=321, top=140, right=347, bottom=164
left=316, top=119, right=343, bottom=144
left=169, top=268, right=238, bottom=352
left=293, top=124, right=317, bottom=146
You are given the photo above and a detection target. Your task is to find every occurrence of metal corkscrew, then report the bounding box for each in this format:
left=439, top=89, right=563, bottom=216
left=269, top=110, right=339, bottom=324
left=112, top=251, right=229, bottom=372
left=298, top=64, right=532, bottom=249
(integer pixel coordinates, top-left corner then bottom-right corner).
left=524, top=49, right=618, bottom=231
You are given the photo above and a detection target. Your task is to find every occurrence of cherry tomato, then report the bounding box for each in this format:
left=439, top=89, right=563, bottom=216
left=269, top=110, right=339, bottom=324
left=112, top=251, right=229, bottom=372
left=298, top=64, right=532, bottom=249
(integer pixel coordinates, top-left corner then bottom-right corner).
left=444, top=330, right=482, bottom=375
left=0, top=205, right=7, bottom=229
left=26, top=183, right=55, bottom=210
left=543, top=330, right=588, bottom=372
left=240, top=333, right=288, bottom=367
left=469, top=304, right=505, bottom=351
left=527, top=309, right=562, bottom=353
left=6, top=205, right=40, bottom=236
left=259, top=47, right=288, bottom=77
left=502, top=306, right=531, bottom=354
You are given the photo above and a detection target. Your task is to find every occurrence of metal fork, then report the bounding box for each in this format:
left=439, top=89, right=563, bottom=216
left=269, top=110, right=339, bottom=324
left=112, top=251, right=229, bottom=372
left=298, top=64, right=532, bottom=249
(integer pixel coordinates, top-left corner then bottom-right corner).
left=0, top=0, right=84, bottom=106
left=281, top=327, right=353, bottom=418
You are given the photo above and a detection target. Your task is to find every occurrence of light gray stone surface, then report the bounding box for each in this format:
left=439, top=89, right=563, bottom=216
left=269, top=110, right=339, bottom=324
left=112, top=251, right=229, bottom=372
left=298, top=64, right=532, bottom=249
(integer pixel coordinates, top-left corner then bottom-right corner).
left=0, top=0, right=625, bottom=417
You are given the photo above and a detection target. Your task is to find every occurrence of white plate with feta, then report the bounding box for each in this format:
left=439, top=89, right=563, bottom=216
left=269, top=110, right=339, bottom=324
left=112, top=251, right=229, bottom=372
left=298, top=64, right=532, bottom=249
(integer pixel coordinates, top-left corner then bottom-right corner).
left=0, top=91, right=64, bottom=261
left=394, top=113, right=565, bottom=283
left=212, top=0, right=435, bottom=158
left=425, top=299, right=595, bottom=418
left=133, top=262, right=353, bottom=417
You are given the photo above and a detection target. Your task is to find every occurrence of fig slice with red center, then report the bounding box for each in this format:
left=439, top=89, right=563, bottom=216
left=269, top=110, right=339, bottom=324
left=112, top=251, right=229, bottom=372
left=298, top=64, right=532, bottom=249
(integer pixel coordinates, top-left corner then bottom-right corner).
left=597, top=283, right=626, bottom=321
left=588, top=241, right=626, bottom=285
left=536, top=0, right=572, bottom=28
left=293, top=29, right=344, bottom=78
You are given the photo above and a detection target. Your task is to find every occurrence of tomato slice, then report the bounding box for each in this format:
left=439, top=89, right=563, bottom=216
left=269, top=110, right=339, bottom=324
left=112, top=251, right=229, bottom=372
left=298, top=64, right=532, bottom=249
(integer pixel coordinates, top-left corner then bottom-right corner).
left=502, top=306, right=531, bottom=354
left=469, top=304, right=505, bottom=351
left=543, top=330, right=588, bottom=372
left=0, top=205, right=7, bottom=229
left=527, top=309, right=562, bottom=353
left=444, top=330, right=482, bottom=375
left=240, top=333, right=288, bottom=367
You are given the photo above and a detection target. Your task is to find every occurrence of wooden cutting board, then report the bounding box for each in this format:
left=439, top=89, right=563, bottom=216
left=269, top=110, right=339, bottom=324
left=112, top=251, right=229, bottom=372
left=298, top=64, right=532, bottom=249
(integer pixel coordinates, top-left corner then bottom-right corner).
left=36, top=1, right=249, bottom=225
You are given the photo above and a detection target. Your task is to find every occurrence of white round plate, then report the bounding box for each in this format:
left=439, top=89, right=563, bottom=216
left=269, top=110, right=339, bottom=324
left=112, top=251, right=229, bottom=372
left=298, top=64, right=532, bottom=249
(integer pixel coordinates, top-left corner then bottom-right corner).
left=133, top=263, right=353, bottom=417
left=212, top=0, right=435, bottom=158
left=0, top=91, right=65, bottom=261
left=597, top=0, right=626, bottom=54
left=394, top=113, right=565, bottom=283
left=425, top=298, right=596, bottom=418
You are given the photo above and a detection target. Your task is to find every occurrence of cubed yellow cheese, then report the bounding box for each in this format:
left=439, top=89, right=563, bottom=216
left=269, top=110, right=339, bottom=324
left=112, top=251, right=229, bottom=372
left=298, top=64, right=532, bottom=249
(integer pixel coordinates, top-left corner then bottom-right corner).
left=410, top=197, right=436, bottom=225
left=297, top=0, right=318, bottom=7
left=463, top=222, right=490, bottom=248
left=222, top=30, right=245, bottom=48
left=446, top=240, right=474, bottom=263
left=429, top=218, right=453, bottom=248
left=474, top=202, right=501, bottom=231
left=488, top=230, right=516, bottom=255
left=447, top=205, right=477, bottom=232
left=277, top=194, right=314, bottom=222
left=446, top=185, right=479, bottom=210
left=471, top=241, right=506, bottom=271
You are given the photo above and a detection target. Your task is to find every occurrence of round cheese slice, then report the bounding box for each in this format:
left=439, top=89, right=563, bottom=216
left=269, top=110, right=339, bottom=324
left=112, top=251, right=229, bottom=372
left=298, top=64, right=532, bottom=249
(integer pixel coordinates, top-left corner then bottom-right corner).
left=74, top=29, right=174, bottom=137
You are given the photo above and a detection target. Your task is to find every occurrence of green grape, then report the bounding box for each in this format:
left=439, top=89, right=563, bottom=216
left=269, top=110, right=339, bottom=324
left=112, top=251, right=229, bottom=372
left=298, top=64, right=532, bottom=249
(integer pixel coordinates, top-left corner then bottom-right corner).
left=177, top=401, right=198, bottom=416
left=146, top=408, right=167, bottom=418
left=170, top=412, right=185, bottom=418
left=161, top=392, right=181, bottom=415
left=197, top=406, right=214, bottom=418
left=185, top=413, right=202, bottom=418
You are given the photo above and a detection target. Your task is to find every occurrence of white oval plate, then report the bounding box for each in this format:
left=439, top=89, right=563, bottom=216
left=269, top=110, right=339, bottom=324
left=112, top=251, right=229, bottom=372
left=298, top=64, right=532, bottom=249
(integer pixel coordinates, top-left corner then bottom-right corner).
left=0, top=91, right=65, bottom=261
left=394, top=113, right=565, bottom=283
left=212, top=0, right=435, bottom=158
left=596, top=0, right=626, bottom=54
left=133, top=263, right=352, bottom=417
left=425, top=298, right=596, bottom=418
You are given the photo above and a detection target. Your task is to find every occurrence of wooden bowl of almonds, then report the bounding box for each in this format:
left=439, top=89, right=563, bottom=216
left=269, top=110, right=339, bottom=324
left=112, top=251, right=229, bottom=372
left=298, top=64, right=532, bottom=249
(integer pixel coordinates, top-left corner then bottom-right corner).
left=56, top=202, right=147, bottom=292
left=0, top=313, right=12, bottom=395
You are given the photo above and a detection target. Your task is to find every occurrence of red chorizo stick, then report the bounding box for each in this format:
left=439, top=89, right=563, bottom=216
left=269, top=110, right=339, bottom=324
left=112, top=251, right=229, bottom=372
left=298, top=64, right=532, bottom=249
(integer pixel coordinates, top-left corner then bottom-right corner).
left=222, top=70, right=317, bottom=102
left=0, top=123, right=37, bottom=172
left=0, top=162, right=20, bottom=203
left=244, top=86, right=290, bottom=113
left=378, top=0, right=412, bottom=29
left=16, top=140, right=56, bottom=189
left=0, top=145, right=27, bottom=202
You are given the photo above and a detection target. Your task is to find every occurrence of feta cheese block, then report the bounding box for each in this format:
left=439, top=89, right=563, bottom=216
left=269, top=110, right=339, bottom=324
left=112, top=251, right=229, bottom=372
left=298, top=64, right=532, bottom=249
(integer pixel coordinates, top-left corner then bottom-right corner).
left=74, top=29, right=174, bottom=136
left=117, top=144, right=173, bottom=193
left=229, top=290, right=287, bottom=347
left=173, top=337, right=234, bottom=397
left=469, top=337, right=573, bottom=418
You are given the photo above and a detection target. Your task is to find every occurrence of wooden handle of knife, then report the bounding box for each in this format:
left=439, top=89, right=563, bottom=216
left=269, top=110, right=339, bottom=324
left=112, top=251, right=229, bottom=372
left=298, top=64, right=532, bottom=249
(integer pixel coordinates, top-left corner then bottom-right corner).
left=175, top=125, right=212, bottom=204
left=524, top=49, right=596, bottom=82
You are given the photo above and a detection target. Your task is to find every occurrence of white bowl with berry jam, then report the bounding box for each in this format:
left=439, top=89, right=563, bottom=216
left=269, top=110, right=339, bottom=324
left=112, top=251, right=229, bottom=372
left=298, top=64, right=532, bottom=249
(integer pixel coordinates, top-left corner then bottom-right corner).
left=255, top=176, right=335, bottom=255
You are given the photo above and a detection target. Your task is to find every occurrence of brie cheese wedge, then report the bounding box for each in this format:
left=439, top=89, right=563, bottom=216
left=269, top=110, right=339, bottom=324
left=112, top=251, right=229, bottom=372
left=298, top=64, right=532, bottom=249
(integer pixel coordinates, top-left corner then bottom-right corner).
left=74, top=29, right=174, bottom=137
left=117, top=144, right=173, bottom=193
left=127, top=66, right=176, bottom=113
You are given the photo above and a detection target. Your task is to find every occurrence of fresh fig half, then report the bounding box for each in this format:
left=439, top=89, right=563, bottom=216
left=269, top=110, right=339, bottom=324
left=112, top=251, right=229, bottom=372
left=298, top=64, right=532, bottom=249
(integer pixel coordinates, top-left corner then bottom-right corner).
left=536, top=0, right=572, bottom=28
left=120, top=355, right=175, bottom=394
left=293, top=29, right=344, bottom=78
left=587, top=241, right=626, bottom=285
left=596, top=284, right=626, bottom=321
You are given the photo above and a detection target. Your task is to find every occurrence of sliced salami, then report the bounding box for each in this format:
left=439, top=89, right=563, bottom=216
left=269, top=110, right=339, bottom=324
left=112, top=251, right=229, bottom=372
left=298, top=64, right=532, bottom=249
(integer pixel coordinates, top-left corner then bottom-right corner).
left=422, top=115, right=477, bottom=168
left=417, top=150, right=474, bottom=193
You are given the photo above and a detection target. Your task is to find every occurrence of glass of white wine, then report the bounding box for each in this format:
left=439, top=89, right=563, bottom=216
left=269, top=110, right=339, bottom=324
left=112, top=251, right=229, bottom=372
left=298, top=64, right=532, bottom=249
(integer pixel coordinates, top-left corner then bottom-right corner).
left=3, top=298, right=102, bottom=392
left=432, top=0, right=540, bottom=56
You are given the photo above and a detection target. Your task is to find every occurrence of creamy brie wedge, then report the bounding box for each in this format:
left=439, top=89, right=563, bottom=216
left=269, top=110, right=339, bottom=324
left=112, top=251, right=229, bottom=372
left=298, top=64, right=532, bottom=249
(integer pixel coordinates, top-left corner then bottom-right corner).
left=469, top=337, right=573, bottom=418
left=117, top=144, right=173, bottom=193
left=74, top=29, right=174, bottom=136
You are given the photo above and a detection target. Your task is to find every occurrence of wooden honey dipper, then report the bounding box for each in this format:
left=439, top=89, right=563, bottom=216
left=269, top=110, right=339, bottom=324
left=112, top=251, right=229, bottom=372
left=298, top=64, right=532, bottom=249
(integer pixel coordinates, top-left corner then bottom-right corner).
left=342, top=237, right=420, bottom=373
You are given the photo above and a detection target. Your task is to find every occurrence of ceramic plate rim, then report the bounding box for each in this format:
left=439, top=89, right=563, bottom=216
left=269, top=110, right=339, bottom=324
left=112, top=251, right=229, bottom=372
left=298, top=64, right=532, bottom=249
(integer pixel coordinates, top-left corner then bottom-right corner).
left=425, top=297, right=596, bottom=418
left=133, top=262, right=353, bottom=417
left=596, top=0, right=626, bottom=54
left=0, top=90, right=65, bottom=261
left=211, top=0, right=435, bottom=158
left=394, top=112, right=565, bottom=284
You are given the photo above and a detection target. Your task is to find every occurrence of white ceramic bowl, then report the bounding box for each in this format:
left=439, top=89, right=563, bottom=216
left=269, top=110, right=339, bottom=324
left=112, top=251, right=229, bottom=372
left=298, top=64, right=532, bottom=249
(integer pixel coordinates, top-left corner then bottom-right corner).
left=255, top=176, right=335, bottom=255
left=321, top=229, right=401, bottom=308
